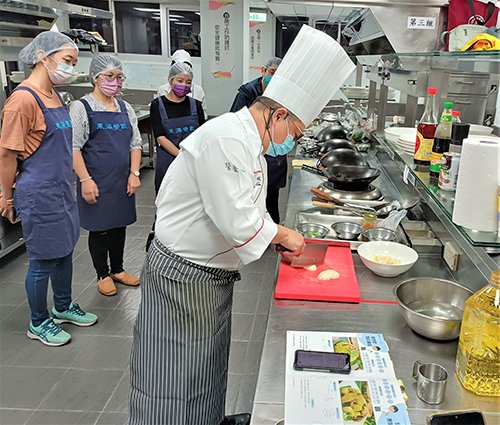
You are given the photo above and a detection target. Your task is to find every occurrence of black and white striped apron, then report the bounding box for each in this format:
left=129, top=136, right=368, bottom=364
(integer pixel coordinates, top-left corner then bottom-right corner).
left=129, top=237, right=241, bottom=425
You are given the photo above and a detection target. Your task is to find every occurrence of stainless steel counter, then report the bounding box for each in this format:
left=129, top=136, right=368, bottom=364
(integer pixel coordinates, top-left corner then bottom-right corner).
left=251, top=152, right=500, bottom=425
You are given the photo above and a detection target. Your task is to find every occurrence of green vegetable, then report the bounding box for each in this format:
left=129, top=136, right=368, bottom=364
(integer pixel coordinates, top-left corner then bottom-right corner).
left=306, top=231, right=322, bottom=236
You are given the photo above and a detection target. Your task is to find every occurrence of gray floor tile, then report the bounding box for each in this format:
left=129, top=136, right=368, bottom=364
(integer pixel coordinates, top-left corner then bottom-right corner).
left=232, top=291, right=259, bottom=314
left=243, top=341, right=265, bottom=375
left=225, top=373, right=241, bottom=416
left=235, top=272, right=264, bottom=292
left=228, top=341, right=248, bottom=374
left=26, top=410, right=100, bottom=425
left=95, top=412, right=129, bottom=425
left=0, top=408, right=35, bottom=425
left=1, top=305, right=32, bottom=333
left=103, top=370, right=129, bottom=413
left=234, top=374, right=259, bottom=413
left=250, top=314, right=269, bottom=342
left=0, top=366, right=64, bottom=409
left=70, top=335, right=132, bottom=370
left=115, top=288, right=142, bottom=311
left=0, top=283, right=28, bottom=306
left=73, top=285, right=128, bottom=310
left=255, top=292, right=273, bottom=316
left=0, top=305, right=18, bottom=323
left=231, top=314, right=253, bottom=342
left=41, top=369, right=123, bottom=411
left=94, top=309, right=137, bottom=337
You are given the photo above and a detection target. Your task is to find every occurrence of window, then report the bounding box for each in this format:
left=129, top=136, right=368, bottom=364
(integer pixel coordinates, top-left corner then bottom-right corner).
left=275, top=17, right=309, bottom=58
left=67, top=0, right=114, bottom=53
left=115, top=2, right=162, bottom=55
left=169, top=10, right=201, bottom=57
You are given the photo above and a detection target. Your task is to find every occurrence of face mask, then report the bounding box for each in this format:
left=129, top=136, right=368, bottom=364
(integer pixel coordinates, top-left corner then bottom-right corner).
left=99, top=78, right=123, bottom=97
left=266, top=118, right=295, bottom=157
left=44, top=57, right=76, bottom=85
left=263, top=74, right=272, bottom=86
left=173, top=83, right=191, bottom=97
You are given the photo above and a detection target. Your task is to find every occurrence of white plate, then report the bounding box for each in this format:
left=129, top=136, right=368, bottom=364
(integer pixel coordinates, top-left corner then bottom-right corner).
left=469, top=124, right=494, bottom=136
left=396, top=137, right=416, bottom=148
left=384, top=127, right=416, bottom=143
left=398, top=131, right=417, bottom=145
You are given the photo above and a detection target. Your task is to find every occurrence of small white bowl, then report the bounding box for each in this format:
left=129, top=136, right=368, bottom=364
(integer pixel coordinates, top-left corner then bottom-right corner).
left=358, top=241, right=418, bottom=278
left=469, top=124, right=494, bottom=136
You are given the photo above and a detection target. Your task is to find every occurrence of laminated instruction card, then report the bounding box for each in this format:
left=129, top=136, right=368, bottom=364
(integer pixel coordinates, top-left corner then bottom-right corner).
left=285, top=331, right=411, bottom=425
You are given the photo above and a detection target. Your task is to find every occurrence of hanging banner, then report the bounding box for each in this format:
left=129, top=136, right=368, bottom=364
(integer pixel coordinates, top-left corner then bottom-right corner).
left=209, top=1, right=235, bottom=78
left=249, top=21, right=265, bottom=71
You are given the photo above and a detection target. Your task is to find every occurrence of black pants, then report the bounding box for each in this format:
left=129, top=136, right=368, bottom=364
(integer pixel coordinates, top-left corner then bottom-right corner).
left=266, top=188, right=281, bottom=224
left=88, top=227, right=126, bottom=279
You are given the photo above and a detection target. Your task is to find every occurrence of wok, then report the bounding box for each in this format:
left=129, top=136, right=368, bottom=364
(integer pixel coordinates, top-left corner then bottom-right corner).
left=318, top=139, right=357, bottom=155
left=322, top=165, right=381, bottom=189
left=316, top=125, right=349, bottom=141
left=318, top=148, right=368, bottom=168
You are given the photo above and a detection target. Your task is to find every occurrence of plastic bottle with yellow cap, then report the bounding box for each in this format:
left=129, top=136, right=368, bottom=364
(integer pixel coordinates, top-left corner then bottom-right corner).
left=455, top=270, right=500, bottom=396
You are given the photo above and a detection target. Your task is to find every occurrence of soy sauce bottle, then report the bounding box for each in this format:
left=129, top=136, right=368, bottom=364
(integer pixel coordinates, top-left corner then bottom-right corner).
left=414, top=87, right=437, bottom=169
left=430, top=102, right=453, bottom=179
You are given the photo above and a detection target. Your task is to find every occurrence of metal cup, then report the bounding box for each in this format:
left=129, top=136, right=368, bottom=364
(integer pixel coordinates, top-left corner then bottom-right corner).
left=412, top=360, right=448, bottom=404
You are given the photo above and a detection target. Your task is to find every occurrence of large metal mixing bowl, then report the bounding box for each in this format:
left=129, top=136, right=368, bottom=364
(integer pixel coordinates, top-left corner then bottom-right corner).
left=393, top=278, right=473, bottom=340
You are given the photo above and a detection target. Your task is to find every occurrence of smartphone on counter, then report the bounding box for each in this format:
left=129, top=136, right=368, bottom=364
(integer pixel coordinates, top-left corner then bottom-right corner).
left=426, top=410, right=486, bottom=425
left=293, top=350, right=351, bottom=374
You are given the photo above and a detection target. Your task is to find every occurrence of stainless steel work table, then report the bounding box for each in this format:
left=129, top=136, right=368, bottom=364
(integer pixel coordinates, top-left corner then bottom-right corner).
left=251, top=154, right=500, bottom=425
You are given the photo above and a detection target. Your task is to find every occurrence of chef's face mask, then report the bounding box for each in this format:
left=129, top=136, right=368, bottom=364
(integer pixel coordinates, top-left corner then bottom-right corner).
left=263, top=74, right=272, bottom=86
left=266, top=117, right=295, bottom=157
left=98, top=75, right=123, bottom=97
left=44, top=56, right=76, bottom=85
left=173, top=83, right=192, bottom=97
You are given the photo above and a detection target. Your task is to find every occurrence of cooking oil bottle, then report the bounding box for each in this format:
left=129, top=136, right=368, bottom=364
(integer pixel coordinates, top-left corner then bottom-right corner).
left=456, top=270, right=500, bottom=396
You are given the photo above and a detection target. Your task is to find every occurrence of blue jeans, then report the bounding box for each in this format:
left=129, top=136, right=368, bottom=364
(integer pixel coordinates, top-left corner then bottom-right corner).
left=25, top=252, right=73, bottom=326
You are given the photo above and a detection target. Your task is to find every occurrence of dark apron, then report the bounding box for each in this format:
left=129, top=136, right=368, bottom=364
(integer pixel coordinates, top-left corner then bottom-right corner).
left=155, top=96, right=199, bottom=193
left=13, top=87, right=79, bottom=261
left=76, top=98, right=136, bottom=232
left=265, top=154, right=287, bottom=189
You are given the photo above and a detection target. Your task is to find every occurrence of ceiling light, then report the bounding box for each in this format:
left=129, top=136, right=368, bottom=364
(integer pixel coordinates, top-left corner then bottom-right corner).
left=169, top=18, right=179, bottom=21
left=195, top=12, right=201, bottom=15
left=169, top=14, right=185, bottom=19
left=174, top=22, right=192, bottom=25
left=133, top=8, right=160, bottom=12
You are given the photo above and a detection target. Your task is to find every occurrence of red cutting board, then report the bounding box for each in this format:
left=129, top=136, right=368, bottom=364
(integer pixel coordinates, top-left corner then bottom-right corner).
left=275, top=245, right=360, bottom=303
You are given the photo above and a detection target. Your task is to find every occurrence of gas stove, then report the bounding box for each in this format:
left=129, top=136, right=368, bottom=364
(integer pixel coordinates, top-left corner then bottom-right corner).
left=318, top=181, right=384, bottom=201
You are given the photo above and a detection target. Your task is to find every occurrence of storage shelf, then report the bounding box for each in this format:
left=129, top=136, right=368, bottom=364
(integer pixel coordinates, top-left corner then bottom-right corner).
left=391, top=51, right=500, bottom=62
left=377, top=135, right=500, bottom=248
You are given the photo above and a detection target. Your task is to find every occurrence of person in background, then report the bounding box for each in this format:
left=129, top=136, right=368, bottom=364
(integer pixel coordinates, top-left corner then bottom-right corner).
left=230, top=57, right=291, bottom=224
left=157, top=49, right=207, bottom=119
left=70, top=54, right=141, bottom=297
left=0, top=32, right=98, bottom=347
left=150, top=62, right=205, bottom=194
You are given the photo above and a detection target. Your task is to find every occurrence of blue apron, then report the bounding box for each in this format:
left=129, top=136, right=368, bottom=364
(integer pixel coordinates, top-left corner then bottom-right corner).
left=14, top=87, right=79, bottom=261
left=76, top=98, right=136, bottom=232
left=265, top=155, right=287, bottom=189
left=155, top=96, right=199, bottom=193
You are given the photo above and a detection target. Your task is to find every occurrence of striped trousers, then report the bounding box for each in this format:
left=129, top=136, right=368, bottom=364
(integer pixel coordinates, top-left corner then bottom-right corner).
left=129, top=237, right=241, bottom=425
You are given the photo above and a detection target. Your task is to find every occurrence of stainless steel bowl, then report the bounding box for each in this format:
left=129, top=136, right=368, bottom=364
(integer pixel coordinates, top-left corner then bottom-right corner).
left=331, top=222, right=364, bottom=240
left=363, top=227, right=398, bottom=242
left=393, top=278, right=473, bottom=340
left=296, top=223, right=330, bottom=239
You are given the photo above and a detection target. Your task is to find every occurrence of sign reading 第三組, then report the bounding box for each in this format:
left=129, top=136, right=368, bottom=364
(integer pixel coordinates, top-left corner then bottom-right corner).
left=249, top=21, right=265, bottom=71
left=210, top=1, right=235, bottom=78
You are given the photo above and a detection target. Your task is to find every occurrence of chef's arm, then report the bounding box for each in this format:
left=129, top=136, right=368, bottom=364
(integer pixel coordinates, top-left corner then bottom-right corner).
left=73, top=150, right=99, bottom=204
left=127, top=149, right=141, bottom=196
left=0, top=147, right=18, bottom=222
left=271, top=224, right=305, bottom=254
left=157, top=136, right=179, bottom=157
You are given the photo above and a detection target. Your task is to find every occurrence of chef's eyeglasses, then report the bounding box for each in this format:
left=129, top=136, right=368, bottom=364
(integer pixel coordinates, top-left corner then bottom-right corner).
left=99, top=73, right=127, bottom=81
left=287, top=116, right=304, bottom=141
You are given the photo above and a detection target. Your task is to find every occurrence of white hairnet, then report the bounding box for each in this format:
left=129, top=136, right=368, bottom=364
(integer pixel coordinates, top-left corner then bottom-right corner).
left=171, top=49, right=192, bottom=66
left=89, top=54, right=123, bottom=86
left=264, top=57, right=282, bottom=70
left=168, top=63, right=194, bottom=82
left=19, top=32, right=78, bottom=65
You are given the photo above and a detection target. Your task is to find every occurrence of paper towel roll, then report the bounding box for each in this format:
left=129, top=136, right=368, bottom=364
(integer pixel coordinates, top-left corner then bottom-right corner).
left=452, top=136, right=500, bottom=232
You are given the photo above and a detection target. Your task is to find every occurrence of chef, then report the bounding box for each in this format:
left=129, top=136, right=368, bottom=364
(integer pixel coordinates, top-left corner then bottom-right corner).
left=0, top=32, right=98, bottom=347
left=157, top=49, right=207, bottom=119
left=70, top=54, right=141, bottom=296
left=230, top=57, right=286, bottom=224
left=129, top=25, right=355, bottom=425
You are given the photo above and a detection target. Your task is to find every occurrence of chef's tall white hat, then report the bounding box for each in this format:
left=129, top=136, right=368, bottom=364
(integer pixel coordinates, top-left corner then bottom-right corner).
left=264, top=25, right=355, bottom=127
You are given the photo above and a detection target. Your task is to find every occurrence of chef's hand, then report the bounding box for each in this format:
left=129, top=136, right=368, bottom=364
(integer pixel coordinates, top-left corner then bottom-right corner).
left=127, top=175, right=141, bottom=196
left=279, top=228, right=306, bottom=259
left=82, top=179, right=99, bottom=204
left=0, top=194, right=16, bottom=223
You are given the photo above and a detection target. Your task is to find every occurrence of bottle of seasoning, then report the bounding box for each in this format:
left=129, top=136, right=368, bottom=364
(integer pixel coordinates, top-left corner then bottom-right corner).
left=452, top=110, right=461, bottom=123
left=449, top=123, right=470, bottom=154
left=361, top=213, right=378, bottom=229
left=414, top=87, right=437, bottom=169
left=430, top=102, right=453, bottom=179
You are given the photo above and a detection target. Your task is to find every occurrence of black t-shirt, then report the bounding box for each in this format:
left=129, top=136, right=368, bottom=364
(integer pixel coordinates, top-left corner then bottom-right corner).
left=150, top=95, right=205, bottom=139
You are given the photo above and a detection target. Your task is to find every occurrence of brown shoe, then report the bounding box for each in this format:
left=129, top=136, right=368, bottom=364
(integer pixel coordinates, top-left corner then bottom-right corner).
left=98, top=276, right=117, bottom=296
left=109, top=272, right=140, bottom=286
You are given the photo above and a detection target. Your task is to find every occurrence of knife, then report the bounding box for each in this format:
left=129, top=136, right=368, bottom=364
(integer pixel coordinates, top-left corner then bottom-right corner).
left=276, top=242, right=328, bottom=268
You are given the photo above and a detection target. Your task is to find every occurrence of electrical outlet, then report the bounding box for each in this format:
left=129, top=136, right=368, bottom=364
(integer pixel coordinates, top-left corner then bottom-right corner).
left=443, top=242, right=460, bottom=271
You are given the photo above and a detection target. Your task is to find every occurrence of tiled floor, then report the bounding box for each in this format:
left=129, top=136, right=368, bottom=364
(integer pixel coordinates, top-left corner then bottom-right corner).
left=0, top=167, right=288, bottom=425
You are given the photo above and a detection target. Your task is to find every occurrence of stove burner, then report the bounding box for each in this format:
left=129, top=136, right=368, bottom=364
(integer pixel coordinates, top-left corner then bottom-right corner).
left=319, top=182, right=383, bottom=201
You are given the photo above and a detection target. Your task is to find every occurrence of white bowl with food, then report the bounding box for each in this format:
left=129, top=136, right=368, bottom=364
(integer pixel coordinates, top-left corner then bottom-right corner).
left=358, top=241, right=418, bottom=277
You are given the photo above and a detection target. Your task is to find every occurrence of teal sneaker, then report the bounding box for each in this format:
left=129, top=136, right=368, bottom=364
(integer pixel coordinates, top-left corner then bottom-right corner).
left=52, top=303, right=98, bottom=327
left=27, top=318, right=71, bottom=347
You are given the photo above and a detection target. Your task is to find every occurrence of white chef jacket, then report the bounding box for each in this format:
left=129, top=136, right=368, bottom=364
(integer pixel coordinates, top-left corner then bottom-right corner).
left=157, top=82, right=207, bottom=119
left=155, top=107, right=278, bottom=270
